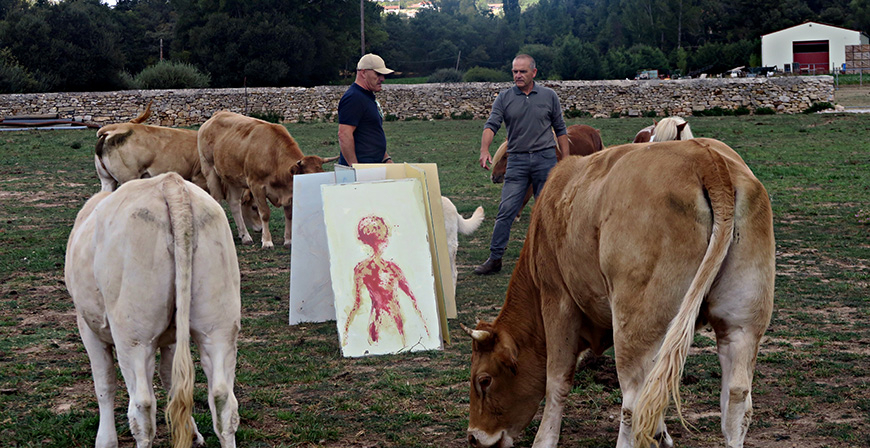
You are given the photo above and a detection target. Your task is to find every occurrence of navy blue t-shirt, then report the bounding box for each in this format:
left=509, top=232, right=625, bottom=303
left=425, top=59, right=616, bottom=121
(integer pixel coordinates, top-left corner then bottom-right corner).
left=338, top=83, right=387, bottom=165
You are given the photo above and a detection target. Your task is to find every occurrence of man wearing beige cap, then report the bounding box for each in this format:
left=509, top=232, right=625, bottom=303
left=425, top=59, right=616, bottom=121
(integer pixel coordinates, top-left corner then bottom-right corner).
left=338, top=54, right=395, bottom=166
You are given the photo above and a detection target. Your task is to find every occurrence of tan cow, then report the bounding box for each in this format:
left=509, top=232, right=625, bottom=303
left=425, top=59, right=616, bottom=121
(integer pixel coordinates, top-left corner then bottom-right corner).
left=95, top=104, right=262, bottom=233
left=198, top=111, right=337, bottom=248
left=465, top=138, right=774, bottom=448
left=94, top=103, right=208, bottom=192
left=65, top=173, right=241, bottom=448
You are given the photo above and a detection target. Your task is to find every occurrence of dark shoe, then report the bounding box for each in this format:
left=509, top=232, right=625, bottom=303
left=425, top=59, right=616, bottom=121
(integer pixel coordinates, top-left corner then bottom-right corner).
left=474, top=257, right=502, bottom=275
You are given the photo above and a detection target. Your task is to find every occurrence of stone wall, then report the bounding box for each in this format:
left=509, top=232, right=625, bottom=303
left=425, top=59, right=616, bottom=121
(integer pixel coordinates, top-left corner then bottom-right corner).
left=0, top=76, right=834, bottom=127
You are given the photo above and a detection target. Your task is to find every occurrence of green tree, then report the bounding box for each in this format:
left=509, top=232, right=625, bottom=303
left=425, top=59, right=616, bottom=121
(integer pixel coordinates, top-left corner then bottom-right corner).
left=517, top=43, right=557, bottom=78
left=554, top=34, right=601, bottom=79
left=0, top=0, right=126, bottom=92
left=602, top=47, right=635, bottom=79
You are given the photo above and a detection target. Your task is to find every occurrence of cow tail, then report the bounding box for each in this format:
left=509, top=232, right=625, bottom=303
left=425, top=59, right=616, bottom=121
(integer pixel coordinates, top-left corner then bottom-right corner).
left=457, top=206, right=485, bottom=235
left=130, top=100, right=152, bottom=124
left=162, top=173, right=196, bottom=448
left=632, top=143, right=735, bottom=448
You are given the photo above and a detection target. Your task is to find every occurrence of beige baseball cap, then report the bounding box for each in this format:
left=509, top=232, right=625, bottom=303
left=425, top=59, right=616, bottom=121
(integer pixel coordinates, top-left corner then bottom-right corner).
left=357, top=54, right=394, bottom=75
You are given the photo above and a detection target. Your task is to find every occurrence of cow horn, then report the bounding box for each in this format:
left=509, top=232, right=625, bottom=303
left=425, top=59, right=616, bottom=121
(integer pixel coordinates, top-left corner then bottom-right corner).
left=322, top=155, right=339, bottom=163
left=460, top=323, right=492, bottom=342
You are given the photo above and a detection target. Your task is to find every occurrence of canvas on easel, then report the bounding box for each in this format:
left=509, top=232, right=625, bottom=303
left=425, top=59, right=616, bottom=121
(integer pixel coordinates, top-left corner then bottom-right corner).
left=321, top=179, right=442, bottom=357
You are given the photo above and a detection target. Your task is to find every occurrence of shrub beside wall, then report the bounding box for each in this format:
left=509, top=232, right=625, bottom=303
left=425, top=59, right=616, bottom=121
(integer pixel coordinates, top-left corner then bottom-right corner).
left=0, top=76, right=834, bottom=127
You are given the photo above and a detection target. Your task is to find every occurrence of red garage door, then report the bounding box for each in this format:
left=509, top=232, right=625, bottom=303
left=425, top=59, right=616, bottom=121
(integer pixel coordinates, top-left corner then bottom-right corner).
left=793, top=41, right=829, bottom=74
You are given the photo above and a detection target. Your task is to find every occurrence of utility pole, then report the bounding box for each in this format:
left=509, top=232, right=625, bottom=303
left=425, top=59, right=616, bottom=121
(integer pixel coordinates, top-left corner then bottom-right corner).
left=455, top=50, right=461, bottom=70
left=159, top=38, right=163, bottom=61
left=360, top=0, right=365, bottom=55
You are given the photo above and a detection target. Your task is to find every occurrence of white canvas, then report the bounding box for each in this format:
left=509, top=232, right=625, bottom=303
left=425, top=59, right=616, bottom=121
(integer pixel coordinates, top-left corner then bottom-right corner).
left=288, top=171, right=338, bottom=324
left=322, top=179, right=442, bottom=357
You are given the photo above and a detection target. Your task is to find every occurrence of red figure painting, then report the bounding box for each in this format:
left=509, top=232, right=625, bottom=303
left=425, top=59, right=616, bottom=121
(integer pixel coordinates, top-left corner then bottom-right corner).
left=343, top=215, right=431, bottom=347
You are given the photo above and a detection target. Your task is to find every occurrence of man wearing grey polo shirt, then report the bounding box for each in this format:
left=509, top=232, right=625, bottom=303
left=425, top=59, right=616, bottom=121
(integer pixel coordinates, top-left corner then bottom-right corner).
left=474, top=54, right=569, bottom=275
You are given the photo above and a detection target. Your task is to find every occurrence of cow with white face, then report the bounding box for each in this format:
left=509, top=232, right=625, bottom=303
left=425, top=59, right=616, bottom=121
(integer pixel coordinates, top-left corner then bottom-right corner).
left=198, top=111, right=338, bottom=248
left=65, top=173, right=241, bottom=448
left=466, top=138, right=775, bottom=448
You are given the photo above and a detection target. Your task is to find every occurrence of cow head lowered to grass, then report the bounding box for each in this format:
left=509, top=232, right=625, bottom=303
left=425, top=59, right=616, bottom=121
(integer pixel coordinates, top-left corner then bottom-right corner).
left=463, top=318, right=547, bottom=448
left=465, top=138, right=775, bottom=448
left=198, top=110, right=338, bottom=248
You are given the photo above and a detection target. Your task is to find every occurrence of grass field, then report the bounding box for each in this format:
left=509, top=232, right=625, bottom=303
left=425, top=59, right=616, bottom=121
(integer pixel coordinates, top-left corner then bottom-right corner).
left=1, top=113, right=868, bottom=447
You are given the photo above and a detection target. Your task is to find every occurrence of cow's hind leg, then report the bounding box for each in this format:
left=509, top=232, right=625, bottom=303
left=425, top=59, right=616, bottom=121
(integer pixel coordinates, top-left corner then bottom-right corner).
left=158, top=345, right=205, bottom=447
left=708, top=279, right=772, bottom=447
left=613, top=336, right=673, bottom=448
left=708, top=209, right=774, bottom=448
left=78, top=316, right=119, bottom=448
left=226, top=188, right=255, bottom=246
left=94, top=155, right=119, bottom=192
left=115, top=344, right=159, bottom=448
left=197, top=335, right=240, bottom=448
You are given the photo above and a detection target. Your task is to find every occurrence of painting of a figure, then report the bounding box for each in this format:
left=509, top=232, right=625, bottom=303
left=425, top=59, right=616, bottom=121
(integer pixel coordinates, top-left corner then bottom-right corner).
left=322, top=179, right=443, bottom=357
left=344, top=215, right=430, bottom=346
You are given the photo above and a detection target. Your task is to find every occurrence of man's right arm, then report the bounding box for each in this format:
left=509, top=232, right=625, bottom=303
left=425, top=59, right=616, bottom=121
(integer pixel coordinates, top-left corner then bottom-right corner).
left=338, top=124, right=357, bottom=165
left=479, top=128, right=496, bottom=170
left=480, top=94, right=505, bottom=170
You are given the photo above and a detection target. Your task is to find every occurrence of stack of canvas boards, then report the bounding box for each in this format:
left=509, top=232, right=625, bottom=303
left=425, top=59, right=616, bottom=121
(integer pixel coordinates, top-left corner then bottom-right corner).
left=288, top=163, right=454, bottom=357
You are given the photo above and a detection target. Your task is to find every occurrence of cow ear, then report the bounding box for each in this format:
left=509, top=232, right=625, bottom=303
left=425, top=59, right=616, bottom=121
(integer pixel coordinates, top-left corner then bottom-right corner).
left=677, top=122, right=688, bottom=133
left=495, top=333, right=519, bottom=375
left=290, top=160, right=302, bottom=175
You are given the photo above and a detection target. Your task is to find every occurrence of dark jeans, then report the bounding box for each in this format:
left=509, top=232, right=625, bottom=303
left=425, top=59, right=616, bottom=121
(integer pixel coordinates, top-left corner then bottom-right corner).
left=488, top=147, right=558, bottom=259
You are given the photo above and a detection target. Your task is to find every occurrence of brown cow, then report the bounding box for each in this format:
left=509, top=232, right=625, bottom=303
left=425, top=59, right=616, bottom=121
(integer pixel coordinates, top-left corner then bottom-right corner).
left=490, top=124, right=604, bottom=219
left=198, top=111, right=337, bottom=248
left=465, top=138, right=774, bottom=448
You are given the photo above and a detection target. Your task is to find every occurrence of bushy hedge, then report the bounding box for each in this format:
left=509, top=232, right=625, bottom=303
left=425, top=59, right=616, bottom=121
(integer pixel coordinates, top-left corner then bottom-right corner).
left=134, top=61, right=211, bottom=90
left=427, top=68, right=464, bottom=83
left=249, top=110, right=284, bottom=123
left=463, top=66, right=511, bottom=82
left=803, top=102, right=834, bottom=114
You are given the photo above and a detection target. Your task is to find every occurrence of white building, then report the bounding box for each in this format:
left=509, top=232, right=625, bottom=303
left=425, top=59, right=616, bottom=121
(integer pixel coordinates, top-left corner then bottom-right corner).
left=761, top=21, right=869, bottom=74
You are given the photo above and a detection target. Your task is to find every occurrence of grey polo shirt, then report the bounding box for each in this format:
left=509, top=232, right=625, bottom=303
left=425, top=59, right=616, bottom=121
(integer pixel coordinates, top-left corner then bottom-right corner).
left=484, top=83, right=568, bottom=153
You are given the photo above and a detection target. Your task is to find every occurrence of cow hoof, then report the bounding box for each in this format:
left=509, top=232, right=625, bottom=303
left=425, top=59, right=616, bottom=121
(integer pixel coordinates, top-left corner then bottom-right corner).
left=241, top=236, right=254, bottom=245
left=283, top=240, right=292, bottom=248
left=262, top=241, right=274, bottom=249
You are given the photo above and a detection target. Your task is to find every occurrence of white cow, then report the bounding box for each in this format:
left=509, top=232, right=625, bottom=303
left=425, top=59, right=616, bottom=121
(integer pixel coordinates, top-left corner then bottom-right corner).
left=441, top=196, right=484, bottom=295
left=65, top=172, right=241, bottom=448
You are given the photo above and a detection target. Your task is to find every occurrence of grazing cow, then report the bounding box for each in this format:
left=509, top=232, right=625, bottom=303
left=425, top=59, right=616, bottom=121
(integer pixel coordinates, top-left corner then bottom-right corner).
left=441, top=196, right=485, bottom=294
left=490, top=124, right=604, bottom=219
left=198, top=111, right=338, bottom=248
left=465, top=138, right=774, bottom=448
left=65, top=173, right=241, bottom=448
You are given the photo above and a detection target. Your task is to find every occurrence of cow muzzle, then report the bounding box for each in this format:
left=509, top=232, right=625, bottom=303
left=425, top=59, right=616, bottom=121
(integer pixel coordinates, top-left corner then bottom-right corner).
left=490, top=173, right=505, bottom=184
left=467, top=428, right=512, bottom=448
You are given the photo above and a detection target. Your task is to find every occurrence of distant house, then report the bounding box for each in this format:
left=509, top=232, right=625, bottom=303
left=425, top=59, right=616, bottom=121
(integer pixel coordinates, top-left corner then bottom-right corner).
left=761, top=21, right=869, bottom=74
left=488, top=3, right=503, bottom=14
